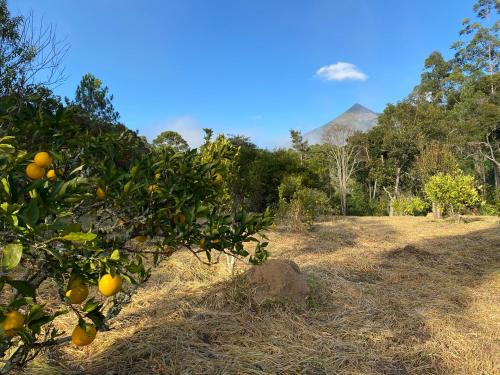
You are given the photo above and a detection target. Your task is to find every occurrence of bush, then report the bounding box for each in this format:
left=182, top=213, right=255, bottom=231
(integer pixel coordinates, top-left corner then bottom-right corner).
left=424, top=173, right=481, bottom=217
left=278, top=187, right=330, bottom=229
left=392, top=195, right=430, bottom=216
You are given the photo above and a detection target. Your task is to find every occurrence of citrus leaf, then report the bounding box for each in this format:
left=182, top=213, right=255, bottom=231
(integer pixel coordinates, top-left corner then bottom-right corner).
left=110, top=249, right=120, bottom=261
left=1, top=243, right=23, bottom=270
left=6, top=279, right=36, bottom=298
left=61, top=232, right=97, bottom=243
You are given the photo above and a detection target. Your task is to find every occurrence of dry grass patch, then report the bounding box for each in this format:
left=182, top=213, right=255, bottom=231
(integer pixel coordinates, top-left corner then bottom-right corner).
left=24, top=216, right=499, bottom=375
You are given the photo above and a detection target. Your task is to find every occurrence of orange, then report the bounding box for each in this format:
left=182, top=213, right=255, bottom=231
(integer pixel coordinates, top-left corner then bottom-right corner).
left=46, top=169, right=57, bottom=181
left=34, top=152, right=52, bottom=168
left=71, top=324, right=97, bottom=346
left=199, top=237, right=206, bottom=248
left=26, top=163, right=45, bottom=180
left=1, top=311, right=24, bottom=337
left=148, top=184, right=159, bottom=193
left=174, top=212, right=186, bottom=225
left=98, top=274, right=123, bottom=297
left=213, top=173, right=223, bottom=184
left=134, top=235, right=147, bottom=243
left=65, top=283, right=89, bottom=304
left=96, top=187, right=106, bottom=200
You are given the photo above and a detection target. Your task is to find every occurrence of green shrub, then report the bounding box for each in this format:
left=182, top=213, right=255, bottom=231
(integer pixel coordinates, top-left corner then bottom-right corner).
left=478, top=203, right=499, bottom=216
left=393, top=195, right=430, bottom=216
left=278, top=186, right=330, bottom=229
left=424, top=173, right=481, bottom=217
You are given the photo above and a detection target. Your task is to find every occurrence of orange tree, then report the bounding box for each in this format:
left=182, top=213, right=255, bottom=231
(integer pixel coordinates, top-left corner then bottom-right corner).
left=0, top=95, right=272, bottom=373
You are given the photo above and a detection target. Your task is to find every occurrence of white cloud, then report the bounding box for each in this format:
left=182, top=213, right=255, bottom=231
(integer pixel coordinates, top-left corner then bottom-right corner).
left=315, top=62, right=368, bottom=81
left=150, top=115, right=205, bottom=148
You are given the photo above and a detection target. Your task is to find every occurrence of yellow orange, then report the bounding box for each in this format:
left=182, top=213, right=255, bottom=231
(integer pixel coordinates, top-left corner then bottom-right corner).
left=71, top=324, right=97, bottom=346
left=1, top=311, right=24, bottom=337
left=148, top=184, right=159, bottom=193
left=98, top=274, right=122, bottom=297
left=26, top=163, right=45, bottom=180
left=199, top=237, right=206, bottom=248
left=34, top=152, right=52, bottom=168
left=213, top=173, right=223, bottom=184
left=96, top=187, right=106, bottom=200
left=65, top=283, right=89, bottom=304
left=174, top=212, right=186, bottom=225
left=134, top=235, right=147, bottom=243
left=46, top=169, right=57, bottom=181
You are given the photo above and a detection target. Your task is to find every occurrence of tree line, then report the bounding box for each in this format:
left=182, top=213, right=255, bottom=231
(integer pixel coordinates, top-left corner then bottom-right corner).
left=205, top=0, right=499, bottom=222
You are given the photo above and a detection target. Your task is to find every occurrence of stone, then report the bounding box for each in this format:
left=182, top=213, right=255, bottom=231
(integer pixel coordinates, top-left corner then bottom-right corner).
left=245, top=259, right=311, bottom=305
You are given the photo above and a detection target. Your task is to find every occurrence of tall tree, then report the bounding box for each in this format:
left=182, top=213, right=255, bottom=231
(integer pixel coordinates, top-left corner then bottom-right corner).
left=153, top=130, right=189, bottom=151
left=0, top=0, right=67, bottom=97
left=323, top=123, right=360, bottom=216
left=452, top=0, right=500, bottom=95
left=290, top=129, right=309, bottom=165
left=72, top=73, right=120, bottom=123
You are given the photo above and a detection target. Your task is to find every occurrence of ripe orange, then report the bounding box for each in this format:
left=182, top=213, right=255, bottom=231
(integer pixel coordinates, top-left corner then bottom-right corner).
left=134, top=235, right=147, bottom=243
left=46, top=169, right=57, bottom=181
left=1, top=311, right=24, bottom=337
left=26, top=163, right=45, bottom=180
left=65, top=283, right=89, bottom=304
left=98, top=274, right=123, bottom=297
left=213, top=173, right=223, bottom=184
left=34, top=152, right=52, bottom=168
left=174, top=212, right=186, bottom=225
left=148, top=184, right=159, bottom=193
left=199, top=237, right=206, bottom=248
left=96, top=187, right=106, bottom=200
left=71, top=324, right=97, bottom=346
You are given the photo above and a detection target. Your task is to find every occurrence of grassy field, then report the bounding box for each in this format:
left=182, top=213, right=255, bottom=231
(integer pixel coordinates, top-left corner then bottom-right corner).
left=28, top=216, right=499, bottom=375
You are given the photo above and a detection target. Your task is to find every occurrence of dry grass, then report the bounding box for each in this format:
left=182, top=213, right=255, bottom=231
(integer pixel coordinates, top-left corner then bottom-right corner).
left=25, top=216, right=500, bottom=375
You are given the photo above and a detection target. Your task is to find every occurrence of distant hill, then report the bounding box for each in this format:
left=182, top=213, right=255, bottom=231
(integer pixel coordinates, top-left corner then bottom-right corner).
left=303, top=104, right=379, bottom=144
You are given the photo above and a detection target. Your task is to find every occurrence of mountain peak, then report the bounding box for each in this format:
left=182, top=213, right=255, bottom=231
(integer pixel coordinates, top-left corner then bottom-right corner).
left=345, top=103, right=374, bottom=114
left=303, top=103, right=379, bottom=144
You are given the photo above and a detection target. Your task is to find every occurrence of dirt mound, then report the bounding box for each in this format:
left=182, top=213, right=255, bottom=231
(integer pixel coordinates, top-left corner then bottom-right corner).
left=387, top=244, right=439, bottom=263
left=246, top=259, right=311, bottom=305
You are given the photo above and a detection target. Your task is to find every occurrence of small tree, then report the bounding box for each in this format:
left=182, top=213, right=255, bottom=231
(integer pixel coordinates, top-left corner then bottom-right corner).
left=424, top=173, right=481, bottom=218
left=322, top=124, right=360, bottom=216
left=152, top=130, right=189, bottom=152
left=72, top=73, right=120, bottom=123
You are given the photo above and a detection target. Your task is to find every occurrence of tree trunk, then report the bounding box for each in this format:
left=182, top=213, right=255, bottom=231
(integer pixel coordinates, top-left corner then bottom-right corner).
left=432, top=202, right=442, bottom=219
left=494, top=163, right=500, bottom=190
left=341, top=190, right=347, bottom=216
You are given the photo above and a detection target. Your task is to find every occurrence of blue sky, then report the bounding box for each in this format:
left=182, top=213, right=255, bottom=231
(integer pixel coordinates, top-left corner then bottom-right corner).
left=11, top=0, right=473, bottom=148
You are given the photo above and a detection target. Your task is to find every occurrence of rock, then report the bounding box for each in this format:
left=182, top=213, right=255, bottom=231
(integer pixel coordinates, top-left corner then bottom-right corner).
left=245, top=259, right=311, bottom=305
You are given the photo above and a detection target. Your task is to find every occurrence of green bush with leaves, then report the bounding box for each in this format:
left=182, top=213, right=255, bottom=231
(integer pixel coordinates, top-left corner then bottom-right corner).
left=278, top=176, right=330, bottom=229
left=424, top=173, right=481, bottom=217
left=392, top=195, right=430, bottom=216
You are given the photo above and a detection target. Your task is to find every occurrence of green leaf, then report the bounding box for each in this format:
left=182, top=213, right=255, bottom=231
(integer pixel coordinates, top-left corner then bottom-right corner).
left=24, top=200, right=39, bottom=226
left=110, top=249, right=120, bottom=261
left=1, top=178, right=10, bottom=195
left=1, top=243, right=23, bottom=270
left=7, top=280, right=36, bottom=298
left=61, top=232, right=97, bottom=243
left=83, top=299, right=101, bottom=313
